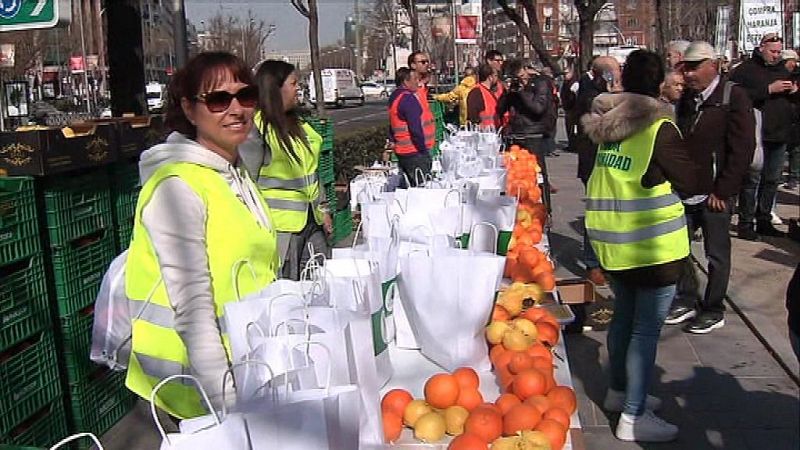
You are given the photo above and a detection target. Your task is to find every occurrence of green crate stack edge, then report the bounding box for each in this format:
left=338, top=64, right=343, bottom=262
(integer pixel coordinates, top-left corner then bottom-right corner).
left=1, top=177, right=67, bottom=448
left=431, top=100, right=447, bottom=157
left=40, top=169, right=134, bottom=447
left=308, top=118, right=353, bottom=244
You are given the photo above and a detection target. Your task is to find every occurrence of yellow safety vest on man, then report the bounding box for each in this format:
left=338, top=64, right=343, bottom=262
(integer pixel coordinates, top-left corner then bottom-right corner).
left=585, top=118, right=689, bottom=271
left=125, top=163, right=278, bottom=419
left=256, top=115, right=324, bottom=233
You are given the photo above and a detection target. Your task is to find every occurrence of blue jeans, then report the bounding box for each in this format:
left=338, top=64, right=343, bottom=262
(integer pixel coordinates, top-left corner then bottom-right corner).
left=739, top=142, right=787, bottom=225
left=607, top=279, right=675, bottom=416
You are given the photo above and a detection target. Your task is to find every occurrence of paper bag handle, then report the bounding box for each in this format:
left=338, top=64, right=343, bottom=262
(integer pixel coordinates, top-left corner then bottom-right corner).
left=150, top=375, right=220, bottom=445
left=290, top=341, right=333, bottom=391
left=50, top=433, right=104, bottom=450
left=231, top=259, right=258, bottom=301
left=469, top=222, right=499, bottom=254
left=221, top=359, right=278, bottom=412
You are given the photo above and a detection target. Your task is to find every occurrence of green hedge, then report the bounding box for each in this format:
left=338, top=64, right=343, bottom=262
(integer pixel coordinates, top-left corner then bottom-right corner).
left=332, top=124, right=389, bottom=183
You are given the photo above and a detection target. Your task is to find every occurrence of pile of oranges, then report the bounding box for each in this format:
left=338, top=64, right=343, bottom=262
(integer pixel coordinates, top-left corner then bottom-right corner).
left=503, top=146, right=555, bottom=290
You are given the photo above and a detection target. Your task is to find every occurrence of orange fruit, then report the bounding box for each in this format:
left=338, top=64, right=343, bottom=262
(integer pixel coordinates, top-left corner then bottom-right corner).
left=382, top=410, right=403, bottom=443
left=537, top=272, right=556, bottom=291
left=530, top=357, right=553, bottom=377
left=491, top=304, right=511, bottom=322
left=463, top=407, right=503, bottom=443
left=536, top=315, right=560, bottom=332
left=489, top=344, right=507, bottom=365
left=448, top=432, right=489, bottom=450
left=502, top=403, right=542, bottom=436
left=507, top=352, right=534, bottom=375
left=511, top=369, right=547, bottom=400
left=536, top=322, right=559, bottom=346
left=453, top=367, right=480, bottom=390
left=526, top=343, right=553, bottom=362
left=475, top=402, right=504, bottom=416
left=520, top=307, right=548, bottom=323
left=494, top=393, right=522, bottom=415
left=535, top=418, right=567, bottom=450
left=543, top=407, right=571, bottom=429
left=425, top=373, right=461, bottom=409
left=523, top=395, right=551, bottom=415
left=547, top=386, right=577, bottom=415
left=494, top=349, right=515, bottom=373
left=381, top=388, right=414, bottom=417
left=456, top=388, right=484, bottom=411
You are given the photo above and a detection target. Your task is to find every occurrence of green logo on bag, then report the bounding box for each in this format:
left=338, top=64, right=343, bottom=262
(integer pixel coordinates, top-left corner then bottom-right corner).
left=372, top=277, right=399, bottom=356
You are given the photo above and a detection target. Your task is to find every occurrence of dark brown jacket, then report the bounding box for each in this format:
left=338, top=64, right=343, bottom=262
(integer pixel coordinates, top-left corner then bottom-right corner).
left=676, top=78, right=756, bottom=199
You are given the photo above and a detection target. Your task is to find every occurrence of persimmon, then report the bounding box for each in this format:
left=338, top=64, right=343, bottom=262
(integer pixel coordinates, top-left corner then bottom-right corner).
left=448, top=433, right=489, bottom=450
left=494, top=393, right=522, bottom=415
left=453, top=367, right=480, bottom=390
left=530, top=357, right=553, bottom=376
left=523, top=395, right=551, bottom=415
left=456, top=388, right=484, bottom=411
left=382, top=410, right=403, bottom=443
left=425, top=373, right=461, bottom=409
left=535, top=418, right=567, bottom=450
left=489, top=344, right=507, bottom=366
left=547, top=386, right=577, bottom=415
left=463, top=407, right=503, bottom=443
left=507, top=352, right=534, bottom=375
left=511, top=369, right=547, bottom=400
left=502, top=403, right=542, bottom=436
left=536, top=322, right=559, bottom=346
left=526, top=343, right=553, bottom=361
left=491, top=304, right=511, bottom=322
left=381, top=388, right=413, bottom=417
left=543, top=407, right=571, bottom=429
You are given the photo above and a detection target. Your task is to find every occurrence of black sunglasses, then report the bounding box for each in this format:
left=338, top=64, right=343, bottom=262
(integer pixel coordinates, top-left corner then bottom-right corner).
left=195, top=85, right=258, bottom=113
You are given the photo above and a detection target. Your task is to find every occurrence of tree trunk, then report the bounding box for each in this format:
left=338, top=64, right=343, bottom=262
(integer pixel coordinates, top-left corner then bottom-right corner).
left=308, top=0, right=326, bottom=116
left=578, top=14, right=594, bottom=74
left=655, top=0, right=666, bottom=57
left=498, top=0, right=561, bottom=76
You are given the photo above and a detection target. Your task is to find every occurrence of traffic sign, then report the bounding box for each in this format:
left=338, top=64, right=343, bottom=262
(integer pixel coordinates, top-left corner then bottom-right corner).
left=0, top=0, right=70, bottom=32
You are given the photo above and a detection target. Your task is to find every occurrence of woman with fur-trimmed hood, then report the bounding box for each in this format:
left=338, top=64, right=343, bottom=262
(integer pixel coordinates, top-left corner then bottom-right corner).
left=581, top=50, right=700, bottom=443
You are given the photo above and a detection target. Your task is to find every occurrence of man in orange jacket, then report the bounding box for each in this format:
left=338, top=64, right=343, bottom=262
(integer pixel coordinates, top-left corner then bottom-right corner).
left=388, top=67, right=434, bottom=186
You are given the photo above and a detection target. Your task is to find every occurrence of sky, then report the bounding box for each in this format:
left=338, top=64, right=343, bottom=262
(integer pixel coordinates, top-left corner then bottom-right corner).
left=184, top=0, right=364, bottom=52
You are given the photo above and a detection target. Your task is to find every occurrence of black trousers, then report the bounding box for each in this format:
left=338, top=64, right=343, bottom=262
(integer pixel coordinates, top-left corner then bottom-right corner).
left=397, top=152, right=432, bottom=187
left=674, top=201, right=733, bottom=316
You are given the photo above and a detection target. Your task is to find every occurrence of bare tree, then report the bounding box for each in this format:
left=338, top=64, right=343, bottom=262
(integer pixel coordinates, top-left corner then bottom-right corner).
left=292, top=0, right=325, bottom=116
left=497, top=0, right=561, bottom=75
left=201, top=8, right=275, bottom=68
left=399, top=0, right=420, bottom=51
left=0, top=31, right=46, bottom=79
left=574, top=0, right=606, bottom=76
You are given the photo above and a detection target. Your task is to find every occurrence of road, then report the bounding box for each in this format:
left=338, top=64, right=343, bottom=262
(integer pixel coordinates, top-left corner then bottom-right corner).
left=324, top=97, right=388, bottom=133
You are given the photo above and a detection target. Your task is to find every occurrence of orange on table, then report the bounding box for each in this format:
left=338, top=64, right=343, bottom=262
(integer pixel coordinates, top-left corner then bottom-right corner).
left=507, top=352, right=534, bottom=375
left=474, top=402, right=504, bottom=416
left=535, top=272, right=556, bottom=291
left=543, top=407, right=571, bottom=429
left=535, top=418, right=568, bottom=450
left=523, top=395, right=551, bottom=415
left=502, top=403, right=542, bottom=436
left=494, top=393, right=522, bottom=415
left=496, top=368, right=515, bottom=392
left=493, top=350, right=515, bottom=373
left=489, top=344, right=508, bottom=366
left=536, top=322, right=559, bottom=347
left=381, top=388, right=414, bottom=417
left=463, top=407, right=504, bottom=443
left=491, top=304, right=511, bottom=322
left=525, top=343, right=553, bottom=362
left=520, top=307, right=549, bottom=323
left=453, top=367, right=480, bottom=390
left=511, top=369, right=547, bottom=400
left=448, top=433, right=490, bottom=450
left=425, top=373, right=461, bottom=409
left=530, top=357, right=554, bottom=377
left=382, top=410, right=403, bottom=443
left=456, top=388, right=484, bottom=411
left=547, top=386, right=577, bottom=415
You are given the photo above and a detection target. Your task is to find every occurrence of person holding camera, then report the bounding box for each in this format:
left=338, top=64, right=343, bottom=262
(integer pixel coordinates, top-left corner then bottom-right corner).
left=496, top=59, right=557, bottom=209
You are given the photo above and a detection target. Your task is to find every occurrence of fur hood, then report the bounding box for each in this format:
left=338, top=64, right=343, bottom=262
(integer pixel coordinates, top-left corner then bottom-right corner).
left=581, top=92, right=674, bottom=144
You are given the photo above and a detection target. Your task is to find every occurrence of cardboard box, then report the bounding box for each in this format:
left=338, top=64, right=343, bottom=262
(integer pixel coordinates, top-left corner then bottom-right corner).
left=556, top=278, right=597, bottom=304
left=91, top=115, right=165, bottom=159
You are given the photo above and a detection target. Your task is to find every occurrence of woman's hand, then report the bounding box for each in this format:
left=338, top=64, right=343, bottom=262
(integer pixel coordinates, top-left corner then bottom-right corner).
left=323, top=211, right=333, bottom=234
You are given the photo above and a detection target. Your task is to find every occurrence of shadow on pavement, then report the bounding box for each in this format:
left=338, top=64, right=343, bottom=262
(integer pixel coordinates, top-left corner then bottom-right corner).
left=550, top=229, right=586, bottom=278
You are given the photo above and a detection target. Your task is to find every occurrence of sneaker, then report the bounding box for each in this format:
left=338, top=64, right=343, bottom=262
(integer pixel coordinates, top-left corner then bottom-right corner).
left=616, top=411, right=678, bottom=442
left=664, top=306, right=696, bottom=325
left=683, top=313, right=725, bottom=334
left=737, top=225, right=759, bottom=241
left=603, top=389, right=662, bottom=412
left=587, top=267, right=607, bottom=286
left=771, top=211, right=784, bottom=225
left=756, top=221, right=786, bottom=237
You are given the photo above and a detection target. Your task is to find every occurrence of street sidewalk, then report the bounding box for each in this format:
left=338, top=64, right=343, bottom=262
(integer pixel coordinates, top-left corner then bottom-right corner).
left=546, top=146, right=800, bottom=449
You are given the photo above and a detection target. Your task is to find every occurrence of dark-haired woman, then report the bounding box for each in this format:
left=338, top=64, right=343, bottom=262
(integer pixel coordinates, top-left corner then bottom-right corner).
left=125, top=52, right=279, bottom=419
left=581, top=50, right=698, bottom=442
left=251, top=60, right=332, bottom=280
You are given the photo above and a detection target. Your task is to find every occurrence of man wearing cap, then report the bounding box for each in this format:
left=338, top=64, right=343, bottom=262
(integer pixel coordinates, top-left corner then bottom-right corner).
left=666, top=41, right=756, bottom=334
left=783, top=49, right=800, bottom=190
left=730, top=33, right=798, bottom=239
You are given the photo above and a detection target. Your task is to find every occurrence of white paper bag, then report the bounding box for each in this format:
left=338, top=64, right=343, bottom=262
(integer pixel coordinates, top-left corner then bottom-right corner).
left=398, top=249, right=505, bottom=371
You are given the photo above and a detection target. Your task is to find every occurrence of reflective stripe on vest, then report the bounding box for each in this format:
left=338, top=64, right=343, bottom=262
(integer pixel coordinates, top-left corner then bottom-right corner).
left=417, top=86, right=436, bottom=150
left=125, top=162, right=278, bottom=419
left=477, top=83, right=499, bottom=129
left=585, top=118, right=689, bottom=271
left=256, top=116, right=324, bottom=233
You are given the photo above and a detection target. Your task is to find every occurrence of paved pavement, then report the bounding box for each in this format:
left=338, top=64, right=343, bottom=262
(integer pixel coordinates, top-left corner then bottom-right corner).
left=546, top=131, right=799, bottom=449
left=326, top=97, right=388, bottom=131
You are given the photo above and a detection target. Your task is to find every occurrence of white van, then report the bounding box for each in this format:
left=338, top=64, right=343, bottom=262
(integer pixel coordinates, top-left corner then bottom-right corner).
left=145, top=82, right=166, bottom=113
left=308, top=69, right=364, bottom=107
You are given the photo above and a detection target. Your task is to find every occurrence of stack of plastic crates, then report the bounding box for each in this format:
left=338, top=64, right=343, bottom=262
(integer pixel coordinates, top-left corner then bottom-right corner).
left=109, top=162, right=141, bottom=252
left=1, top=177, right=68, bottom=448
left=41, top=170, right=135, bottom=444
left=430, top=100, right=447, bottom=157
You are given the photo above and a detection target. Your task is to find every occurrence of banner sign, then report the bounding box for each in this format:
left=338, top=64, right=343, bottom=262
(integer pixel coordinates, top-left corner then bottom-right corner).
left=739, top=0, right=783, bottom=53
left=455, top=0, right=481, bottom=44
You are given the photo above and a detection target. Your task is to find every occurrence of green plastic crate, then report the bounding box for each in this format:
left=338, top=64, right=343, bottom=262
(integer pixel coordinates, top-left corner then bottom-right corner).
left=43, top=173, right=113, bottom=248
left=109, top=163, right=140, bottom=252
left=0, top=400, right=68, bottom=449
left=59, top=308, right=96, bottom=384
left=331, top=209, right=353, bottom=243
left=0, top=254, right=50, bottom=352
left=324, top=182, right=338, bottom=212
left=68, top=369, right=135, bottom=441
left=51, top=230, right=115, bottom=317
left=0, top=177, right=40, bottom=267
left=318, top=153, right=335, bottom=185
left=0, top=331, right=62, bottom=437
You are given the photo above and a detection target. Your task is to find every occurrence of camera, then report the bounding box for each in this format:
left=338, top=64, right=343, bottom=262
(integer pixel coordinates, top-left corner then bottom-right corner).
left=508, top=77, right=522, bottom=91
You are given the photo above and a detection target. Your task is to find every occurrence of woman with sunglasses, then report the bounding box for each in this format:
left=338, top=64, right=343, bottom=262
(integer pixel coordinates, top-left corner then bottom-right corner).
left=124, top=52, right=279, bottom=419
left=251, top=60, right=333, bottom=280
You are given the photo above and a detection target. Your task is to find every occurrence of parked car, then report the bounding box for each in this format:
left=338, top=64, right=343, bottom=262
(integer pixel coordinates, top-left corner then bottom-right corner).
left=308, top=69, right=364, bottom=107
left=359, top=81, right=388, bottom=98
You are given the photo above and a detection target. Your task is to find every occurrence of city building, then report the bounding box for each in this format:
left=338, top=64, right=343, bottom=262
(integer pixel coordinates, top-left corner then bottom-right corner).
left=262, top=50, right=312, bottom=71
left=613, top=0, right=657, bottom=47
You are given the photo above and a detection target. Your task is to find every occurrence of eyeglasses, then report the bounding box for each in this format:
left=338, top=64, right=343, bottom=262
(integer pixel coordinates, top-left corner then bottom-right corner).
left=195, top=85, right=258, bottom=113
left=414, top=59, right=429, bottom=64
